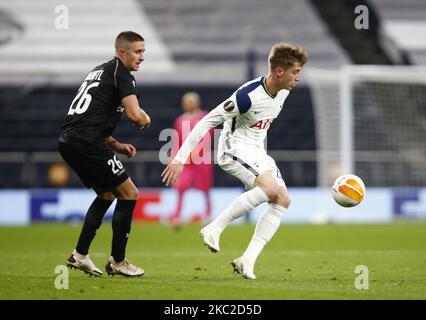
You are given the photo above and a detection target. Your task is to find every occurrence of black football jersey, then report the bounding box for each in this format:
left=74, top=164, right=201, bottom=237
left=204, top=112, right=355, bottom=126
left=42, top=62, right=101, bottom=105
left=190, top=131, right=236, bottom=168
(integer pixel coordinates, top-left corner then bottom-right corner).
left=59, top=57, right=138, bottom=146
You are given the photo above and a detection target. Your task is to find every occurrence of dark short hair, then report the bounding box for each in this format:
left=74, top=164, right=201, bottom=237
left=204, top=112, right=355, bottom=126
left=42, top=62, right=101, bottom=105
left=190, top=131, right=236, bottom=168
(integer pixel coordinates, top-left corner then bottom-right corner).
left=115, top=31, right=144, bottom=50
left=269, top=43, right=307, bottom=70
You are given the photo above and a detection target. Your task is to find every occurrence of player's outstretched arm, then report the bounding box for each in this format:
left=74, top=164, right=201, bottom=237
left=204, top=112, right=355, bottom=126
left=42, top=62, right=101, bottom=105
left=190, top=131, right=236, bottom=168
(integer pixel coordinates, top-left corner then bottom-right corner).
left=106, top=136, right=137, bottom=158
left=122, top=95, right=151, bottom=129
left=172, top=106, right=227, bottom=165
left=161, top=98, right=238, bottom=187
left=161, top=159, right=184, bottom=186
left=161, top=111, right=221, bottom=187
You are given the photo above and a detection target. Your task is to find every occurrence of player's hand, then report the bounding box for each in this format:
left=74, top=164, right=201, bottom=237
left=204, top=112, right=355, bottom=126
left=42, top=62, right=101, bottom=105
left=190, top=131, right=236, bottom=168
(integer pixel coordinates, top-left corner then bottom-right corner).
left=161, top=159, right=184, bottom=186
left=114, top=143, right=136, bottom=158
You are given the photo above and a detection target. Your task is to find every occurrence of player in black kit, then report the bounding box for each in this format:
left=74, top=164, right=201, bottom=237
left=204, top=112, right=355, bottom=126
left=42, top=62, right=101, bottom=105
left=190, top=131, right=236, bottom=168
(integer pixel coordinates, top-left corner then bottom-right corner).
left=59, top=31, right=150, bottom=277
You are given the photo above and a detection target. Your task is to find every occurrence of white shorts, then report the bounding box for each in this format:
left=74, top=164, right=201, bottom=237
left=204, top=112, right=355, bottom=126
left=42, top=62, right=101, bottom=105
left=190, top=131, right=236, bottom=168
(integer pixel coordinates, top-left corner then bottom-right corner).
left=218, top=150, right=286, bottom=190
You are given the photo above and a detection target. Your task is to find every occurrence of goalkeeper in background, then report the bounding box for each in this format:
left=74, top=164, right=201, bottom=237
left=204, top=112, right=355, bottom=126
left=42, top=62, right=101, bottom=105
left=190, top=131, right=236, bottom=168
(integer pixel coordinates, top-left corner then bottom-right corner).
left=169, top=92, right=214, bottom=230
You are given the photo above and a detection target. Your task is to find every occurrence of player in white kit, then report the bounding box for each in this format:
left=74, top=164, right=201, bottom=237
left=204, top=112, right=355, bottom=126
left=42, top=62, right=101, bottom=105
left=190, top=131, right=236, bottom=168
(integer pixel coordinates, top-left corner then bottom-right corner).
left=162, top=43, right=307, bottom=279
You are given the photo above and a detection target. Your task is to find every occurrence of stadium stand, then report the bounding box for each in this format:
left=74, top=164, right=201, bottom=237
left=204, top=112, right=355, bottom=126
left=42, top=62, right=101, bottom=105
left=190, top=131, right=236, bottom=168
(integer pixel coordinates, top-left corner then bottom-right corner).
left=368, top=0, right=426, bottom=64
left=140, top=0, right=350, bottom=82
left=310, top=0, right=394, bottom=64
left=3, top=0, right=422, bottom=189
left=5, top=0, right=394, bottom=190
left=1, top=0, right=344, bottom=188
left=0, top=0, right=350, bottom=85
left=0, top=0, right=175, bottom=85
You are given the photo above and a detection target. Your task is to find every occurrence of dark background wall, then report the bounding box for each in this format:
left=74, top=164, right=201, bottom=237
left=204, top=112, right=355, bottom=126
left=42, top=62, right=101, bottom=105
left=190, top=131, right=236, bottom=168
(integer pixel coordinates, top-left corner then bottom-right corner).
left=0, top=84, right=316, bottom=188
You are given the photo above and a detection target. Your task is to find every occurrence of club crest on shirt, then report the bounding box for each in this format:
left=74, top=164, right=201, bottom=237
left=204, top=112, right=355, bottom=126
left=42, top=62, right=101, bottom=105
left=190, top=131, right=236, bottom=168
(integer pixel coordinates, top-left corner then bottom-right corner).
left=223, top=100, right=235, bottom=112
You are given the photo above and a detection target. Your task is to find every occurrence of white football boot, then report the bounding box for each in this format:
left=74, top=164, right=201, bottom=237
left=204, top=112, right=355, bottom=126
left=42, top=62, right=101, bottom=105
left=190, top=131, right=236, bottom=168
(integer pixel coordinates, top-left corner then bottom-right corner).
left=200, top=225, right=220, bottom=253
left=105, top=257, right=144, bottom=277
left=66, top=249, right=103, bottom=277
left=231, top=256, right=256, bottom=279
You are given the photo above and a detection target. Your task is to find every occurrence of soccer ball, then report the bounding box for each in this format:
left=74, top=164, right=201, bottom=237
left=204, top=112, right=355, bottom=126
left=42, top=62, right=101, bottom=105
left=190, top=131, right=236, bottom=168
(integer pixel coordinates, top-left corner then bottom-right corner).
left=331, top=174, right=366, bottom=207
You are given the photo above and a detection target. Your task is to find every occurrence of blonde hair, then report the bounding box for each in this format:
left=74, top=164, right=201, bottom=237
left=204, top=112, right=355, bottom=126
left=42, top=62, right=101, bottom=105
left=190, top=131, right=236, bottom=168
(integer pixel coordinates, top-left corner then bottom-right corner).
left=268, top=43, right=307, bottom=71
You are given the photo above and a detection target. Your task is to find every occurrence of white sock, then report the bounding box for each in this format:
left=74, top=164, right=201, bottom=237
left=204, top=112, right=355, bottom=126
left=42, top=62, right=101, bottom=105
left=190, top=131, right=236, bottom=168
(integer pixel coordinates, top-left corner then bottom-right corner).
left=211, top=186, right=269, bottom=233
left=243, top=203, right=286, bottom=264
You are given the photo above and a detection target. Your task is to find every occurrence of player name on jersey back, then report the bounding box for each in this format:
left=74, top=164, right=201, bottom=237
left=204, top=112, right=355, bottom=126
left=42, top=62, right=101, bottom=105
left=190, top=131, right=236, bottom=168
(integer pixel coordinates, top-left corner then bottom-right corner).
left=85, top=70, right=104, bottom=82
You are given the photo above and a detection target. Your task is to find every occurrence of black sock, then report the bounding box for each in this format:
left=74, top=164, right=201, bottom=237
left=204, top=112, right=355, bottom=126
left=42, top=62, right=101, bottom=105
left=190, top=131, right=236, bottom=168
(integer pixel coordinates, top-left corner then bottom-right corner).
left=111, top=199, right=136, bottom=262
left=75, top=197, right=114, bottom=255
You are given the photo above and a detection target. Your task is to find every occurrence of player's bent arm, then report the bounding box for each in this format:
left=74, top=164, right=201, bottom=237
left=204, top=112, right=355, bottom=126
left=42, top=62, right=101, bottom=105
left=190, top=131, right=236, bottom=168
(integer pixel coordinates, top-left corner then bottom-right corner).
left=174, top=107, right=227, bottom=164
left=106, top=136, right=136, bottom=157
left=105, top=136, right=120, bottom=147
left=122, top=95, right=151, bottom=129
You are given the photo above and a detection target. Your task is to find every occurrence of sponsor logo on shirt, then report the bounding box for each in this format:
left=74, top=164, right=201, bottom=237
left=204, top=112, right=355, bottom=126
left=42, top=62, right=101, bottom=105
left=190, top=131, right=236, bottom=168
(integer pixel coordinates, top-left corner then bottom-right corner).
left=250, top=119, right=272, bottom=130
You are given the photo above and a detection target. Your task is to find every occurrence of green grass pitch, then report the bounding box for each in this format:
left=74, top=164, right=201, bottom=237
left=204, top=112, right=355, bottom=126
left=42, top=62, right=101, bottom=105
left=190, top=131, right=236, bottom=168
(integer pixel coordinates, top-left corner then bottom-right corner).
left=0, top=222, right=425, bottom=300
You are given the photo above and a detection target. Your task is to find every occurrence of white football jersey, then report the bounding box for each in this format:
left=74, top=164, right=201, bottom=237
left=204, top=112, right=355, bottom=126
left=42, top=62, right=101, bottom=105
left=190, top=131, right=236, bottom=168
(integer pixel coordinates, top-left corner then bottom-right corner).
left=174, top=76, right=289, bottom=164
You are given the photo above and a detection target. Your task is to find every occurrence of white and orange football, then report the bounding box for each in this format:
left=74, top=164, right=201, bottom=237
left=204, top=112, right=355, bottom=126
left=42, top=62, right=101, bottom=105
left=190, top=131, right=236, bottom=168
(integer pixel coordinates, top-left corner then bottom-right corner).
left=331, top=174, right=366, bottom=207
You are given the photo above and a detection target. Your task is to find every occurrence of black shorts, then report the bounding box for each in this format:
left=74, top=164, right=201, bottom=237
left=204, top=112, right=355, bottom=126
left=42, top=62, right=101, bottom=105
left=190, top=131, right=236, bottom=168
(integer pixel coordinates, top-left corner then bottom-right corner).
left=58, top=141, right=129, bottom=194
